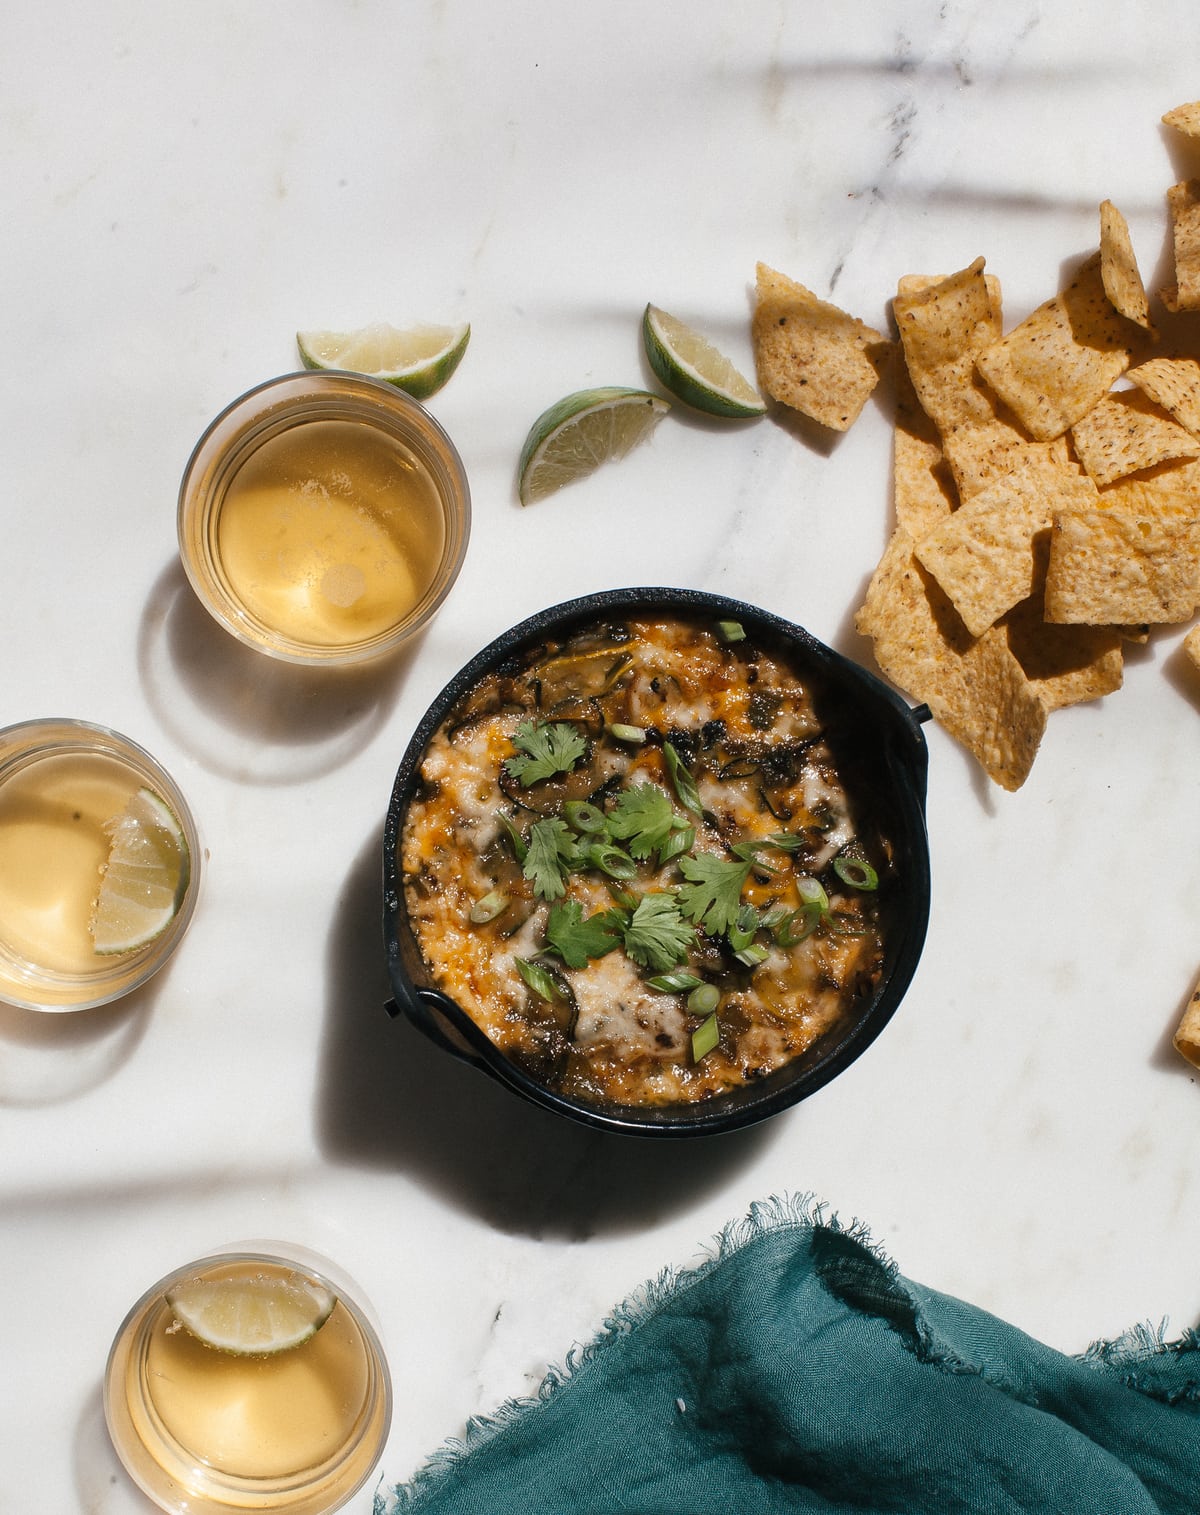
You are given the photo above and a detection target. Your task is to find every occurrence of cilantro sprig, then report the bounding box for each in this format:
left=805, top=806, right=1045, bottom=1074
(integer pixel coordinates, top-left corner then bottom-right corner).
left=676, top=852, right=752, bottom=937
left=523, top=818, right=580, bottom=900
left=504, top=720, right=587, bottom=786
left=621, top=892, right=694, bottom=973
left=607, top=783, right=680, bottom=862
left=545, top=900, right=623, bottom=969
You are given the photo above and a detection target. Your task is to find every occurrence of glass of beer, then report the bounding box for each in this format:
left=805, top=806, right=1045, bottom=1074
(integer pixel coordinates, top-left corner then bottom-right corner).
left=0, top=719, right=199, bottom=1012
left=104, top=1244, right=393, bottom=1515
left=177, top=371, right=471, bottom=666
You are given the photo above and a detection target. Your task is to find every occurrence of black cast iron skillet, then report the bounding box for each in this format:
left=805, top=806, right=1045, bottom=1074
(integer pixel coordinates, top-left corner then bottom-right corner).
left=383, top=587, right=931, bottom=1137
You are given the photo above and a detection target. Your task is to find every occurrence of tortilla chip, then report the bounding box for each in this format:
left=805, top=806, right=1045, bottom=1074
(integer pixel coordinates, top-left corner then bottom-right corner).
left=1002, top=538, right=1124, bottom=711
left=1165, top=181, right=1200, bottom=312
left=1127, top=356, right=1200, bottom=437
left=752, top=263, right=890, bottom=431
left=1044, top=497, right=1200, bottom=625
left=892, top=259, right=1003, bottom=434
left=1099, top=200, right=1153, bottom=331
left=976, top=253, right=1141, bottom=441
left=1185, top=623, right=1200, bottom=671
left=1174, top=969, right=1200, bottom=1070
left=1006, top=606, right=1124, bottom=711
left=893, top=359, right=956, bottom=537
left=1163, top=102, right=1200, bottom=138
left=856, top=533, right=1044, bottom=790
left=914, top=450, right=1100, bottom=637
left=1070, top=388, right=1200, bottom=486
left=942, top=417, right=1058, bottom=501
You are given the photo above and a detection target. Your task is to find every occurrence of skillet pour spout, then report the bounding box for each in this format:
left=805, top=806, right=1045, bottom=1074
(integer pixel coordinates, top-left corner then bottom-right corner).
left=382, top=587, right=932, bottom=1138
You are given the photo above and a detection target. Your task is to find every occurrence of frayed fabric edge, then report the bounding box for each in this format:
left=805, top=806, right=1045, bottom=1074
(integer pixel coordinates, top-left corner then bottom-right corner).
left=374, top=1192, right=883, bottom=1514
left=373, top=1191, right=1200, bottom=1513
left=1081, top=1318, right=1200, bottom=1406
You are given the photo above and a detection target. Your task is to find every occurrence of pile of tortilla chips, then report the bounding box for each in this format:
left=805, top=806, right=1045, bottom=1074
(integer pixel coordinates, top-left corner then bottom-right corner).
left=753, top=102, right=1200, bottom=791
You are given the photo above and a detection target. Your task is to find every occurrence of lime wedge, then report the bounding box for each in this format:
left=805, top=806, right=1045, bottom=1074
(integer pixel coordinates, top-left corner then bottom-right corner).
left=89, top=787, right=190, bottom=956
left=297, top=321, right=470, bottom=399
left=166, top=1273, right=336, bottom=1355
left=642, top=304, right=766, bottom=419
left=518, top=386, right=670, bottom=504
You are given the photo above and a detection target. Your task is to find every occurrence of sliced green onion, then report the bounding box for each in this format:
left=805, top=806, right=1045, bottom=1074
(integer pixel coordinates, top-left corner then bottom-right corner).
left=687, top=982, right=720, bottom=1016
left=727, top=903, right=760, bottom=953
left=497, top=811, right=527, bottom=864
left=469, top=889, right=509, bottom=924
left=776, top=902, right=824, bottom=947
left=759, top=904, right=792, bottom=931
left=658, top=824, right=695, bottom=866
left=663, top=741, right=703, bottom=816
left=646, top=970, right=703, bottom=994
left=564, top=800, right=607, bottom=835
left=691, top=1012, right=721, bottom=1061
left=608, top=722, right=646, bottom=744
left=826, top=912, right=870, bottom=937
left=716, top=620, right=746, bottom=644
left=766, top=831, right=803, bottom=852
left=516, top=958, right=563, bottom=1001
left=734, top=942, right=770, bottom=968
left=795, top=876, right=830, bottom=913
left=833, top=855, right=879, bottom=891
left=585, top=840, right=638, bottom=879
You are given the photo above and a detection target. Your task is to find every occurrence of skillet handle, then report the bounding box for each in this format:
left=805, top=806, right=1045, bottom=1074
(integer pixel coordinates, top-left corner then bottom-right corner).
left=385, top=987, right=487, bottom=1068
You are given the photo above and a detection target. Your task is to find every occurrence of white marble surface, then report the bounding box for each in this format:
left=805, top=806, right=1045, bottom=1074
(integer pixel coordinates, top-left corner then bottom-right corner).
left=4, top=3, right=1200, bottom=1509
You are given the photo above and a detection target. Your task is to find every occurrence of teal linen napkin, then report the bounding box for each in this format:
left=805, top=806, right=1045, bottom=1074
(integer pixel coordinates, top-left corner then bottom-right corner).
left=377, top=1197, right=1200, bottom=1514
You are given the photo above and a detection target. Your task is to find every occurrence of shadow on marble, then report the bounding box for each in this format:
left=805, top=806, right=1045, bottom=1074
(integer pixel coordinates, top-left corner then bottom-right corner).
left=73, top=1381, right=157, bottom=1514
left=1160, top=124, right=1200, bottom=188
left=0, top=989, right=153, bottom=1107
left=136, top=559, right=414, bottom=786
left=1149, top=968, right=1200, bottom=1077
left=316, top=829, right=774, bottom=1240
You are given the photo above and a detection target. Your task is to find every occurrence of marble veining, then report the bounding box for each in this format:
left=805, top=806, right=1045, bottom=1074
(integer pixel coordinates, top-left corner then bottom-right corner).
left=3, top=2, right=1200, bottom=1510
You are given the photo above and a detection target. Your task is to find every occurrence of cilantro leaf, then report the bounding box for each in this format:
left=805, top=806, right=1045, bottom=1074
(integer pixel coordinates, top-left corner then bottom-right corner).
left=607, top=783, right=677, bottom=861
left=545, top=900, right=623, bottom=969
left=523, top=818, right=579, bottom=901
left=504, top=720, right=587, bottom=786
left=622, top=892, right=694, bottom=973
left=677, top=853, right=751, bottom=937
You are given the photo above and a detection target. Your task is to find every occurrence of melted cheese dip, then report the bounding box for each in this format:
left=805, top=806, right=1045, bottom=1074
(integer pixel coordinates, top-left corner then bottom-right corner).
left=400, top=616, right=889, bottom=1108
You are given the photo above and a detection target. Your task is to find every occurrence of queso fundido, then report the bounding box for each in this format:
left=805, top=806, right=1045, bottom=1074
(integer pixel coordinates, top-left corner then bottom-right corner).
left=399, top=613, right=897, bottom=1110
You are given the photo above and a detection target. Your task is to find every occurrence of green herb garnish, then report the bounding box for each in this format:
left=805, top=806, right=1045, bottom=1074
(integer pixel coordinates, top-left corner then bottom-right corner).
left=469, top=889, right=509, bottom=924
left=662, top=741, right=703, bottom=816
left=727, top=903, right=760, bottom=953
left=563, top=799, right=607, bottom=835
left=585, top=840, right=638, bottom=879
left=523, top=818, right=579, bottom=900
left=622, top=892, right=694, bottom=973
left=688, top=982, right=720, bottom=1016
left=505, top=720, right=587, bottom=786
left=833, top=854, right=879, bottom=891
left=691, top=1012, right=721, bottom=1060
left=545, top=900, right=623, bottom=969
left=646, top=970, right=704, bottom=993
left=496, top=810, right=527, bottom=864
left=676, top=853, right=752, bottom=937
left=607, top=783, right=678, bottom=861
left=716, top=620, right=746, bottom=644
left=516, top=958, right=564, bottom=1001
left=776, top=903, right=823, bottom=946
